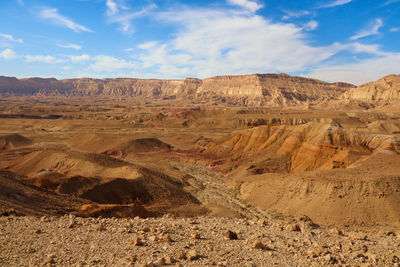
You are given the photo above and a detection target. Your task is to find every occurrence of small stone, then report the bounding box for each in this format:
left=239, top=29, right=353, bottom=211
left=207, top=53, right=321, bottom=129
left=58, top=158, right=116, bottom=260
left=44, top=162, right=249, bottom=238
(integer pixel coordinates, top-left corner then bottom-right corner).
left=257, top=219, right=267, bottom=226
left=40, top=216, right=50, bottom=222
left=125, top=255, right=137, bottom=263
left=163, top=234, right=172, bottom=243
left=187, top=249, right=199, bottom=261
left=307, top=246, right=328, bottom=257
left=165, top=256, right=174, bottom=264
left=323, top=254, right=332, bottom=261
left=298, top=215, right=319, bottom=229
left=286, top=223, right=301, bottom=232
left=131, top=236, right=142, bottom=246
left=42, top=257, right=55, bottom=266
left=192, top=233, right=201, bottom=239
left=253, top=241, right=265, bottom=250
left=148, top=235, right=157, bottom=242
left=365, top=253, right=377, bottom=263
left=67, top=220, right=75, bottom=229
left=329, top=228, right=343, bottom=236
left=225, top=230, right=238, bottom=240
left=27, top=248, right=36, bottom=254
left=341, top=240, right=353, bottom=252
left=92, top=223, right=105, bottom=232
left=176, top=251, right=186, bottom=260
left=348, top=231, right=367, bottom=240
left=156, top=257, right=166, bottom=266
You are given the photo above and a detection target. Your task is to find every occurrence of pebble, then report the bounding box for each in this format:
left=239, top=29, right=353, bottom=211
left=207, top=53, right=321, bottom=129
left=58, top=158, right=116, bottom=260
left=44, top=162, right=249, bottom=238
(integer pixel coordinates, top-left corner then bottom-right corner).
left=225, top=230, right=238, bottom=240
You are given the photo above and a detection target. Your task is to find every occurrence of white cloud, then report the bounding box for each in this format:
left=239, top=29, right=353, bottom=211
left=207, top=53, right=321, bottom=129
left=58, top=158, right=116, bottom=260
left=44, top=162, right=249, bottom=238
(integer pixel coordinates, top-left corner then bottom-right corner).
left=69, top=54, right=91, bottom=62
left=303, top=20, right=318, bottom=31
left=90, top=55, right=136, bottom=72
left=58, top=43, right=82, bottom=50
left=25, top=55, right=66, bottom=63
left=105, top=1, right=156, bottom=34
left=137, top=41, right=158, bottom=50
left=227, top=0, right=263, bottom=13
left=62, top=66, right=71, bottom=71
left=390, top=27, right=400, bottom=32
left=350, top=42, right=387, bottom=56
left=129, top=8, right=343, bottom=78
left=0, top=33, right=23, bottom=43
left=106, top=0, right=118, bottom=15
left=321, top=0, right=352, bottom=8
left=282, top=10, right=311, bottom=20
left=0, top=49, right=17, bottom=60
left=16, top=0, right=24, bottom=6
left=308, top=52, right=400, bottom=85
left=350, top=18, right=383, bottom=40
left=39, top=8, right=93, bottom=33
left=383, top=0, right=400, bottom=6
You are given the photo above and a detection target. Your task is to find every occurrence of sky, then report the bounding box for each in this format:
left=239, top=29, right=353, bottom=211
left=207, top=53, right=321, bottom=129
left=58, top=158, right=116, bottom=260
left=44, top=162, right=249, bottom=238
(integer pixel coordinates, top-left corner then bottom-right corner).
left=0, top=0, right=399, bottom=85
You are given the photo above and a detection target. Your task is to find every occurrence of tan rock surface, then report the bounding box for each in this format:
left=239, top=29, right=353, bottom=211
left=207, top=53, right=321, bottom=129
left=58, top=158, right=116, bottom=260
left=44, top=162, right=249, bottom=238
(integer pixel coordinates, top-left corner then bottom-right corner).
left=343, top=74, right=400, bottom=102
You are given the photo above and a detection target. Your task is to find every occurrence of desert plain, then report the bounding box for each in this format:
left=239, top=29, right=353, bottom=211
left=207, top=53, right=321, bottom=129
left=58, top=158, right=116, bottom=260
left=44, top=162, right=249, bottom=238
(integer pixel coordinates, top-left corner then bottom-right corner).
left=0, top=73, right=400, bottom=266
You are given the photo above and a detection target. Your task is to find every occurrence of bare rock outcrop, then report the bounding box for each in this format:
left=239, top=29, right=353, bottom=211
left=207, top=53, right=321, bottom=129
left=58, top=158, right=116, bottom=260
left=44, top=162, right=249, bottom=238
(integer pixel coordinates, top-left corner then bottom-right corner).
left=342, top=74, right=400, bottom=102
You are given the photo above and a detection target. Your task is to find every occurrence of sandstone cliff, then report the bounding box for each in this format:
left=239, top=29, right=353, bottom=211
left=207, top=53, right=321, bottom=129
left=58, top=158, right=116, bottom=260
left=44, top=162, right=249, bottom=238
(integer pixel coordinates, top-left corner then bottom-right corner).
left=0, top=74, right=354, bottom=106
left=342, top=74, right=400, bottom=102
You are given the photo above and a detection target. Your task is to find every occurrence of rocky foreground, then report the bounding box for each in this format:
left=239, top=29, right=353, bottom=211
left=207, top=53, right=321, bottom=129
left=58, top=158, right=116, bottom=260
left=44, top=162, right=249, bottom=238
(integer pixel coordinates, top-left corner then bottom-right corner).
left=1, top=214, right=400, bottom=267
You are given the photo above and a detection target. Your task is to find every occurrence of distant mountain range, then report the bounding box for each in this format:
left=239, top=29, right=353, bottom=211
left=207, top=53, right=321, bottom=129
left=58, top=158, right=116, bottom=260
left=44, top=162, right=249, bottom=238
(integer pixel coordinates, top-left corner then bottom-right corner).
left=1, top=73, right=398, bottom=106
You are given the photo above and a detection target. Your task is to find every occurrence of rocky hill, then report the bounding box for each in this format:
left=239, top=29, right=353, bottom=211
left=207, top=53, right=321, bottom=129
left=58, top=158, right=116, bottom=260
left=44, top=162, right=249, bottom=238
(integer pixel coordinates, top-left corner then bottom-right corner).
left=0, top=74, right=354, bottom=106
left=342, top=74, right=400, bottom=102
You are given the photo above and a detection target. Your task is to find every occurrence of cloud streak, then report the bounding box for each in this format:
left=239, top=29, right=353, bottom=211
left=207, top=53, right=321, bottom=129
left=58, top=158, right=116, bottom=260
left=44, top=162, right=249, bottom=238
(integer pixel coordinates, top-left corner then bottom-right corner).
left=282, top=9, right=311, bottom=20
left=0, top=33, right=23, bottom=43
left=39, top=8, right=93, bottom=33
left=25, top=55, right=66, bottom=63
left=382, top=0, right=400, bottom=6
left=320, top=0, right=352, bottom=8
left=105, top=0, right=156, bottom=34
left=58, top=43, right=82, bottom=50
left=350, top=18, right=383, bottom=40
left=70, top=54, right=91, bottom=62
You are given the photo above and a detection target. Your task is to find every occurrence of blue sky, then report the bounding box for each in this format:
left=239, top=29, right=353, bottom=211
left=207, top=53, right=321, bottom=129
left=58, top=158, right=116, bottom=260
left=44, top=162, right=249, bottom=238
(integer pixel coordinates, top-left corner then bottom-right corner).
left=0, top=0, right=399, bottom=84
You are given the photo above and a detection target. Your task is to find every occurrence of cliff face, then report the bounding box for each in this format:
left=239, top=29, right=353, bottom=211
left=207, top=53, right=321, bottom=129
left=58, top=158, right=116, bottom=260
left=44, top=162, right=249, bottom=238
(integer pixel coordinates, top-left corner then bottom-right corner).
left=0, top=73, right=354, bottom=106
left=342, top=74, right=400, bottom=102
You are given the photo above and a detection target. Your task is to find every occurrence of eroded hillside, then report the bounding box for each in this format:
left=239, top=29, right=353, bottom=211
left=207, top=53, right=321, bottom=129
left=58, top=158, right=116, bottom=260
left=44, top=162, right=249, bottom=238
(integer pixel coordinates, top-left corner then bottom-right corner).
left=0, top=92, right=400, bottom=227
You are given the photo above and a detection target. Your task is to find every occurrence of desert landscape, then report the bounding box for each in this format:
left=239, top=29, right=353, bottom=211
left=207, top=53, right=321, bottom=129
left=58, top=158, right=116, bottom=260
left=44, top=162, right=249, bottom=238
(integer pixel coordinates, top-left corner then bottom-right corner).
left=0, top=73, right=400, bottom=266
left=2, top=0, right=400, bottom=265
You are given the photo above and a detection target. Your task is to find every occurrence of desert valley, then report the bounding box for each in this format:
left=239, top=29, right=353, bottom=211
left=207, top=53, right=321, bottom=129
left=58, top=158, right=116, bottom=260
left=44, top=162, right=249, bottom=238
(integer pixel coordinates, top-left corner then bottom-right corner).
left=1, top=73, right=400, bottom=266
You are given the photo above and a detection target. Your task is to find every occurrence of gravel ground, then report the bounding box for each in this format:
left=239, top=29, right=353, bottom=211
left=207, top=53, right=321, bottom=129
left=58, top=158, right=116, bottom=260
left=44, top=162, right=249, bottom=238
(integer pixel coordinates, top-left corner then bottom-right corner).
left=1, top=214, right=400, bottom=267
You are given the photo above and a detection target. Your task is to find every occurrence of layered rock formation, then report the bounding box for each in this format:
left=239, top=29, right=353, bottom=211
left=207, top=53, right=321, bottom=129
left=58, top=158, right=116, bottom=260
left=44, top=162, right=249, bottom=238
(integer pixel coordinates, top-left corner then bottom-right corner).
left=202, top=122, right=400, bottom=173
left=342, top=74, right=400, bottom=102
left=0, top=74, right=354, bottom=106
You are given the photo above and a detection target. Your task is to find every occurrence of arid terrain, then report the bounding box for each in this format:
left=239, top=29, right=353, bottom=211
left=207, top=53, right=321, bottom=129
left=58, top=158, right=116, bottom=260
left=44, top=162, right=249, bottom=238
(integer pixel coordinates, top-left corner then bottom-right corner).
left=1, top=73, right=400, bottom=266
